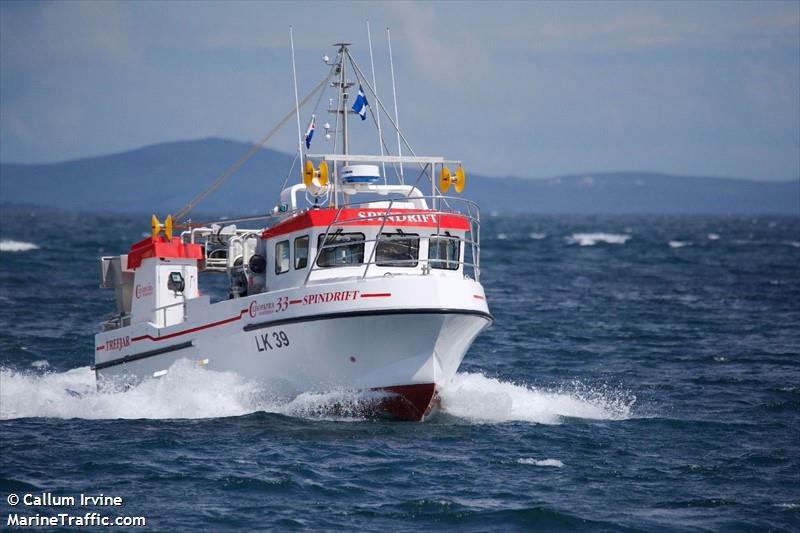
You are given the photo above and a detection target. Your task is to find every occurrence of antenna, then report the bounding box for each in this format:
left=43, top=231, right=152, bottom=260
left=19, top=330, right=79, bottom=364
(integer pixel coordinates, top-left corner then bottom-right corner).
left=387, top=27, right=403, bottom=183
left=367, top=21, right=386, bottom=183
left=290, top=27, right=304, bottom=180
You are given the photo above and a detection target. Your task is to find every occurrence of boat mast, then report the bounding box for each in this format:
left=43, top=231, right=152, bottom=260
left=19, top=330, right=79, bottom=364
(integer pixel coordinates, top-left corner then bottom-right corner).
left=335, top=43, right=351, bottom=162
left=333, top=43, right=353, bottom=206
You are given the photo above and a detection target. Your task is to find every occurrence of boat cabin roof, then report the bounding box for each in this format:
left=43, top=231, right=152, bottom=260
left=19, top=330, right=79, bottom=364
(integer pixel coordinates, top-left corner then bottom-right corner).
left=261, top=207, right=470, bottom=240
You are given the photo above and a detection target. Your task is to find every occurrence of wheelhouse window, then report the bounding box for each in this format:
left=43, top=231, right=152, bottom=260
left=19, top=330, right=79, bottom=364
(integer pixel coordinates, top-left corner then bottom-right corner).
left=275, top=240, right=290, bottom=274
left=376, top=232, right=419, bottom=267
left=428, top=234, right=461, bottom=270
left=294, top=235, right=309, bottom=269
left=316, top=232, right=365, bottom=267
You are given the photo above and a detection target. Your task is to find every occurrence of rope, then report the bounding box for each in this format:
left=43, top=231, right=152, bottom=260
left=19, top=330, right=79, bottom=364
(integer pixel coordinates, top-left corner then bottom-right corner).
left=174, top=74, right=331, bottom=222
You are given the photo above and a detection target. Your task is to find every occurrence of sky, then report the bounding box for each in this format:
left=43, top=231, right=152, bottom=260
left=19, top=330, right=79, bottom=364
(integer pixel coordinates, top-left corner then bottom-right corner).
left=1, top=0, right=798, bottom=181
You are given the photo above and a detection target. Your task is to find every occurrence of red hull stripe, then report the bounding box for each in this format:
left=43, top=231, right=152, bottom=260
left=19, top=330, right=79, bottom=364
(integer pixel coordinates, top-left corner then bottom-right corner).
left=360, top=293, right=392, bottom=298
left=131, top=309, right=248, bottom=343
left=289, top=299, right=302, bottom=304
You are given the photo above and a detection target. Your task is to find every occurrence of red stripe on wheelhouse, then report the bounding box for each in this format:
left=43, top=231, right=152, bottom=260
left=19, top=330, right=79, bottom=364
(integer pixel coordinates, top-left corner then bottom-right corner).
left=131, top=309, right=249, bottom=343
left=473, top=294, right=485, bottom=300
left=360, top=293, right=392, bottom=298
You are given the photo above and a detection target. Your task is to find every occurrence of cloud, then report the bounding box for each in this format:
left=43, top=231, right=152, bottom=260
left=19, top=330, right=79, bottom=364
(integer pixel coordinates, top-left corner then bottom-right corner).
left=1, top=1, right=139, bottom=68
left=387, top=1, right=488, bottom=84
left=1, top=0, right=797, bottom=180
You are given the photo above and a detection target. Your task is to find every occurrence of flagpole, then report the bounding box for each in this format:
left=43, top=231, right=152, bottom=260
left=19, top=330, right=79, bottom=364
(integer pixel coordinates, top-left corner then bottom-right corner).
left=387, top=27, right=403, bottom=184
left=367, top=21, right=386, bottom=183
left=289, top=27, right=304, bottom=178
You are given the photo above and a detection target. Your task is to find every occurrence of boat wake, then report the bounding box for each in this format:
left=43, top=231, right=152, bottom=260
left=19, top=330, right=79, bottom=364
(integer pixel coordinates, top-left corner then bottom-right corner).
left=439, top=372, right=635, bottom=424
left=0, top=361, right=265, bottom=421
left=0, top=363, right=634, bottom=424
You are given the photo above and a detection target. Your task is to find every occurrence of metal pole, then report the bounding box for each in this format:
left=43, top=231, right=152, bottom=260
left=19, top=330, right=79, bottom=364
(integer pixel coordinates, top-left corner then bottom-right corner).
left=367, top=21, right=387, bottom=183
left=289, top=27, right=304, bottom=178
left=387, top=28, right=403, bottom=183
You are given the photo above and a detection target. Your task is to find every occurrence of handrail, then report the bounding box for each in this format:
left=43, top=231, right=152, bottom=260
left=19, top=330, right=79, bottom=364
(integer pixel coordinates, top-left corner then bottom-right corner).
left=361, top=199, right=394, bottom=279
left=302, top=194, right=481, bottom=285
left=303, top=202, right=346, bottom=285
left=153, top=300, right=186, bottom=327
left=179, top=193, right=482, bottom=285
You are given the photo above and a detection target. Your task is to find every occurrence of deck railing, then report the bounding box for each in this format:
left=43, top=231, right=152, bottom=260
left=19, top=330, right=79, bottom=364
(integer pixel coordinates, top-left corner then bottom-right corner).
left=303, top=195, right=481, bottom=285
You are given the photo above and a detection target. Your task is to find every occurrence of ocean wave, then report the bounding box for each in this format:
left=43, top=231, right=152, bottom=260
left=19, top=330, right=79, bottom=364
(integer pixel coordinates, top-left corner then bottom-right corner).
left=518, top=458, right=564, bottom=467
left=439, top=372, right=634, bottom=424
left=566, top=233, right=631, bottom=246
left=707, top=233, right=720, bottom=240
left=669, top=240, right=691, bottom=248
left=529, top=232, right=547, bottom=240
left=0, top=239, right=39, bottom=252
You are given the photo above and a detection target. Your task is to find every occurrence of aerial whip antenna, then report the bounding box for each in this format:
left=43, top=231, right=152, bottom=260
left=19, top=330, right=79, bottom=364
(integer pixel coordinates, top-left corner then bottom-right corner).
left=387, top=27, right=404, bottom=183
left=367, top=21, right=386, bottom=183
left=290, top=26, right=304, bottom=180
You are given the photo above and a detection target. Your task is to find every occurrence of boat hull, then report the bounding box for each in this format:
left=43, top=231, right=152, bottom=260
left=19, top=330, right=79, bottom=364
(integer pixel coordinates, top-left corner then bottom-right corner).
left=96, top=310, right=490, bottom=420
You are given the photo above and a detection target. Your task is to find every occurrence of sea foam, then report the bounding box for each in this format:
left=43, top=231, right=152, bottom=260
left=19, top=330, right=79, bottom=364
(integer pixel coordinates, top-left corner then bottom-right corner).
left=0, top=361, right=389, bottom=422
left=669, top=240, right=691, bottom=248
left=566, top=233, right=630, bottom=246
left=0, top=239, right=39, bottom=252
left=518, top=458, right=564, bottom=467
left=0, top=361, right=266, bottom=420
left=439, top=372, right=634, bottom=424
left=1, top=363, right=635, bottom=424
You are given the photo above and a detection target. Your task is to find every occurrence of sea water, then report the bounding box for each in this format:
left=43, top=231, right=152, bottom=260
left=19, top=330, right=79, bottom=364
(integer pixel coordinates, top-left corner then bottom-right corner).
left=1, top=209, right=798, bottom=531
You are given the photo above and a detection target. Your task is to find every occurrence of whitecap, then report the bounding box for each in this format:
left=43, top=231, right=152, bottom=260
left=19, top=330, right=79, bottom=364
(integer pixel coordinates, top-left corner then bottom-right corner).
left=439, top=372, right=634, bottom=424
left=0, top=239, right=39, bottom=252
left=669, top=240, right=691, bottom=248
left=566, top=233, right=630, bottom=246
left=529, top=232, right=546, bottom=240
left=707, top=233, right=720, bottom=240
left=518, top=458, right=564, bottom=467
left=496, top=233, right=508, bottom=240
left=782, top=241, right=800, bottom=248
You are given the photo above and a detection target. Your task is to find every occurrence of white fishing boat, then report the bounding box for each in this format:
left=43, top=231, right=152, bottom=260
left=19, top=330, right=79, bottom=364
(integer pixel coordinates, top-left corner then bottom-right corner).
left=94, top=41, right=491, bottom=420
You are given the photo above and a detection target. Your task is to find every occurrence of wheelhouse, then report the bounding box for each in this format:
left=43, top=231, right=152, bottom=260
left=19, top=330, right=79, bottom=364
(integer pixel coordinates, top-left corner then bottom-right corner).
left=176, top=194, right=479, bottom=302
left=256, top=199, right=476, bottom=290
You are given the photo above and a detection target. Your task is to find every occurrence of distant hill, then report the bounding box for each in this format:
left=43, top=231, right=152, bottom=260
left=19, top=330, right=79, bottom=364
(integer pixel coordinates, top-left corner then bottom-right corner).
left=1, top=138, right=798, bottom=215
